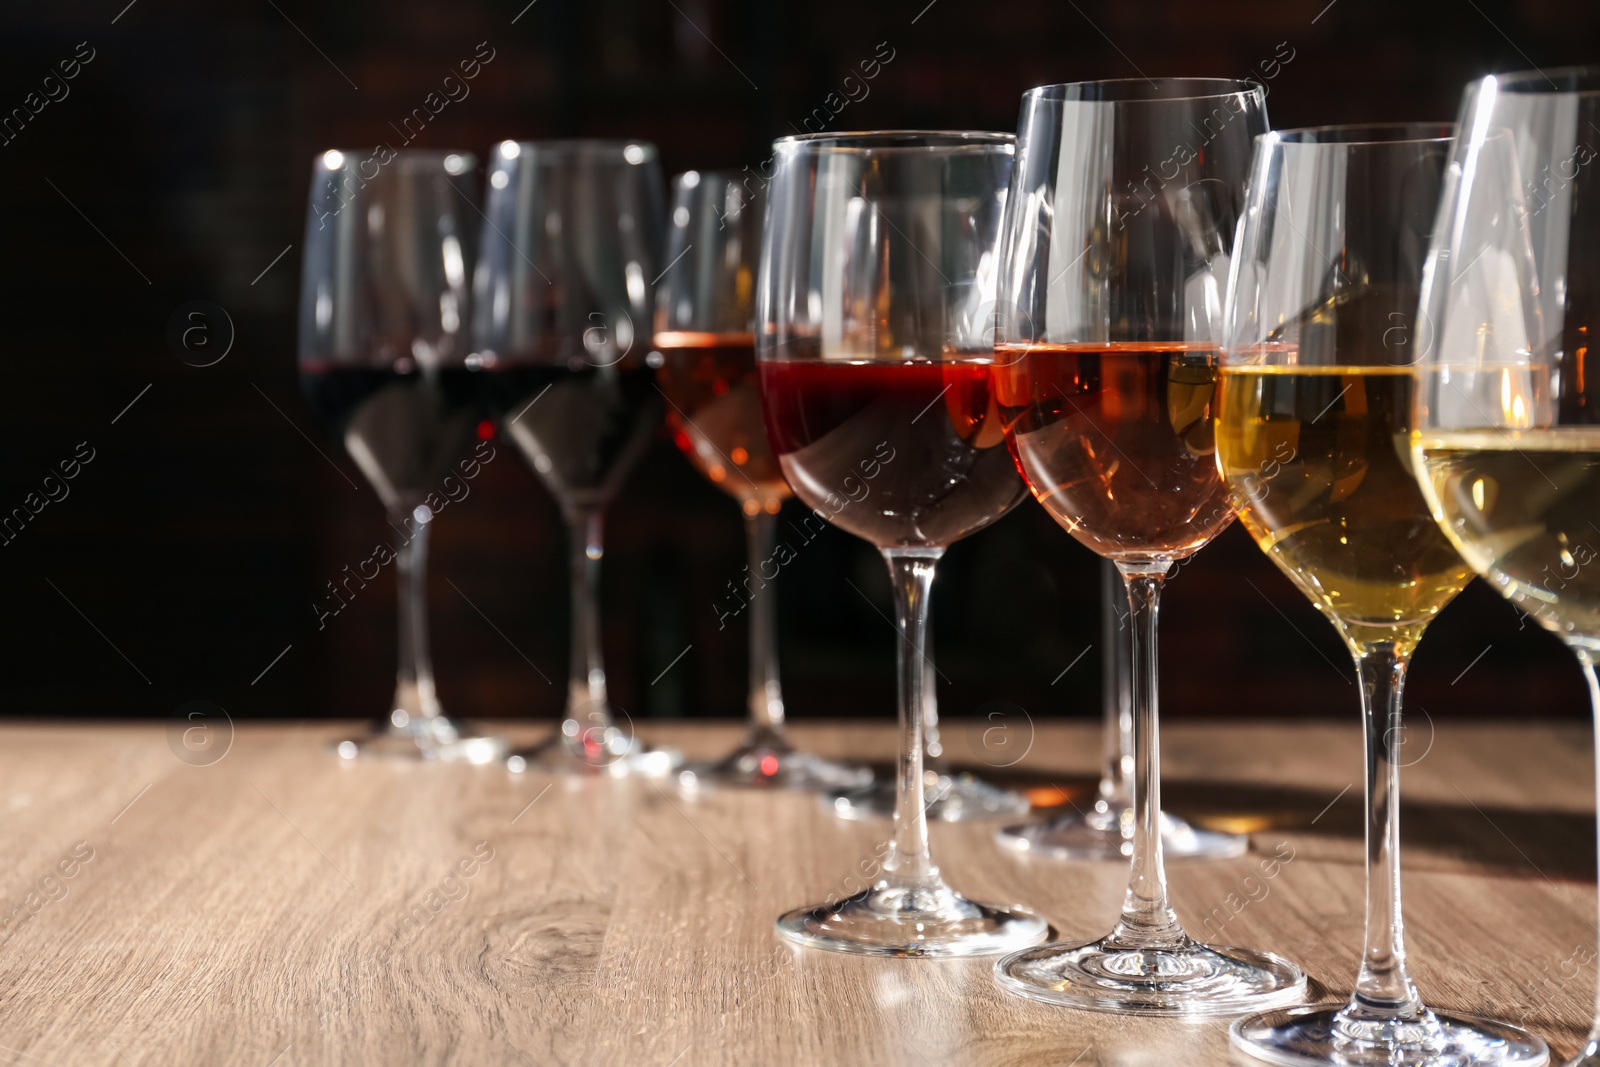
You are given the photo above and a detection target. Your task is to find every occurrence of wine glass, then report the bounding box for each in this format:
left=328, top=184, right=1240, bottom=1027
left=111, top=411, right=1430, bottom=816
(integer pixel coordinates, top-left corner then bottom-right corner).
left=992, top=78, right=1304, bottom=1014
left=758, top=130, right=1048, bottom=956
left=996, top=556, right=1247, bottom=858
left=1220, top=123, right=1548, bottom=1066
left=298, top=148, right=506, bottom=764
left=1414, top=66, right=1600, bottom=1067
left=653, top=169, right=871, bottom=792
left=472, top=140, right=677, bottom=775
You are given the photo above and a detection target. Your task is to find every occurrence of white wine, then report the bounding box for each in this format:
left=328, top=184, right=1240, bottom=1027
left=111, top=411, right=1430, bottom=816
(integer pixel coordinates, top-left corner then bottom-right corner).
left=1217, top=366, right=1473, bottom=652
left=1414, top=428, right=1600, bottom=646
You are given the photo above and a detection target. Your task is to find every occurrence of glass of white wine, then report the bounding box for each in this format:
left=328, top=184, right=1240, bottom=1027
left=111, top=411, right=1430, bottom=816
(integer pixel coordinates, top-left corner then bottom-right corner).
left=1412, top=67, right=1600, bottom=1067
left=1219, top=124, right=1548, bottom=1066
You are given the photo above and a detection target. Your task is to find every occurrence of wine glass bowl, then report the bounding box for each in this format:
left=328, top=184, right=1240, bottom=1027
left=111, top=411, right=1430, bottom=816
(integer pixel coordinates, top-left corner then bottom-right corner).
left=997, top=341, right=1236, bottom=559
left=298, top=148, right=506, bottom=763
left=758, top=131, right=1046, bottom=956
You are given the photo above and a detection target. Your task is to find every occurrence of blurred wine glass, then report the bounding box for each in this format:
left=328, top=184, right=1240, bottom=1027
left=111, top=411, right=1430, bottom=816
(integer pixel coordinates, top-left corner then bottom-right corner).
left=472, top=139, right=677, bottom=775
left=298, top=148, right=505, bottom=763
left=654, top=170, right=872, bottom=792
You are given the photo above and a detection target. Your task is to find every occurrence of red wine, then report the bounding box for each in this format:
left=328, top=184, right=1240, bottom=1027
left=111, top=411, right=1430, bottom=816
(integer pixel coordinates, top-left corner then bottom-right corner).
left=996, top=342, right=1233, bottom=559
left=653, top=331, right=790, bottom=512
left=757, top=358, right=1022, bottom=548
left=487, top=362, right=660, bottom=510
left=301, top=364, right=486, bottom=510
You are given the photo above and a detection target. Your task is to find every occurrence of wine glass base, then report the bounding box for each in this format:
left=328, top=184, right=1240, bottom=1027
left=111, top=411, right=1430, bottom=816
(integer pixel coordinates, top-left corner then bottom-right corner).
left=996, top=807, right=1248, bottom=861
left=776, top=882, right=1047, bottom=958
left=1230, top=1004, right=1549, bottom=1066
left=996, top=935, right=1305, bottom=1016
left=505, top=732, right=682, bottom=777
left=827, top=770, right=1030, bottom=822
left=332, top=721, right=507, bottom=764
left=677, top=742, right=873, bottom=792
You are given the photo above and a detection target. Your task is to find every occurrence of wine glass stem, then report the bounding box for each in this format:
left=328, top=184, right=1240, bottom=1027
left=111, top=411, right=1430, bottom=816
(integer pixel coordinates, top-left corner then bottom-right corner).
left=1578, top=654, right=1600, bottom=1058
left=391, top=510, right=439, bottom=721
left=1107, top=561, right=1183, bottom=950
left=1343, top=641, right=1425, bottom=1022
left=1100, top=558, right=1133, bottom=814
left=743, top=510, right=786, bottom=745
left=565, top=506, right=611, bottom=733
left=882, top=548, right=943, bottom=890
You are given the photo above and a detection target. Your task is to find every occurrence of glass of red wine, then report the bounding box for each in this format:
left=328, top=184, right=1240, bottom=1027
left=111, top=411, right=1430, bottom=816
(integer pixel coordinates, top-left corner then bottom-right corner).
left=758, top=131, right=1047, bottom=956
left=991, top=79, right=1304, bottom=1013
left=472, top=140, right=677, bottom=775
left=298, top=148, right=506, bottom=763
left=654, top=170, right=872, bottom=792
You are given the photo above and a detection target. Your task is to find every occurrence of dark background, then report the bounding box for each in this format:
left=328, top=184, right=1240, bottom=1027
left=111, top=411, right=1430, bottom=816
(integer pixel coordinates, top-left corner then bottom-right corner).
left=0, top=0, right=1593, bottom=728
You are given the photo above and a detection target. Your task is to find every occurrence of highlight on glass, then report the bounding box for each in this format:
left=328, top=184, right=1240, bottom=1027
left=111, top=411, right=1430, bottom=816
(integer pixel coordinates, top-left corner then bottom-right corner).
left=991, top=78, right=1305, bottom=1014
left=472, top=139, right=678, bottom=775
left=653, top=169, right=872, bottom=792
left=298, top=148, right=506, bottom=764
left=1219, top=122, right=1547, bottom=1066
left=1413, top=66, right=1600, bottom=1067
left=757, top=130, right=1047, bottom=956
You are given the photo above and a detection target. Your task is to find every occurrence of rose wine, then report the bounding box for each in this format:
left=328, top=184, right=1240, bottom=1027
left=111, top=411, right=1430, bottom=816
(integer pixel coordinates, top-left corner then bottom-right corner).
left=653, top=331, right=790, bottom=512
left=1217, top=365, right=1473, bottom=649
left=301, top=364, right=486, bottom=510
left=757, top=357, right=1023, bottom=548
left=1414, top=427, right=1600, bottom=642
left=486, top=362, right=661, bottom=510
left=995, top=343, right=1232, bottom=559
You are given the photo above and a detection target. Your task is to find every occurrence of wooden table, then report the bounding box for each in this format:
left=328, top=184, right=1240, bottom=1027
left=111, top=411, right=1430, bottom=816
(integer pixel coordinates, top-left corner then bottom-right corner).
left=0, top=719, right=1593, bottom=1065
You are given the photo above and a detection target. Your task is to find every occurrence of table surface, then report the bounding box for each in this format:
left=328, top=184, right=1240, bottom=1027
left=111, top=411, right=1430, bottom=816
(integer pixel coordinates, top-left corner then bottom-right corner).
left=0, top=718, right=1593, bottom=1066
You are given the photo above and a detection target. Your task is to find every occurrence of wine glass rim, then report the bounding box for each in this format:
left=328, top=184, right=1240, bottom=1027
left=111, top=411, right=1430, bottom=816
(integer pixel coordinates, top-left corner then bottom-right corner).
left=1264, top=122, right=1455, bottom=146
left=1491, top=65, right=1600, bottom=94
left=315, top=148, right=477, bottom=173
left=1022, top=77, right=1265, bottom=103
left=772, top=130, right=1015, bottom=154
left=493, top=139, right=659, bottom=161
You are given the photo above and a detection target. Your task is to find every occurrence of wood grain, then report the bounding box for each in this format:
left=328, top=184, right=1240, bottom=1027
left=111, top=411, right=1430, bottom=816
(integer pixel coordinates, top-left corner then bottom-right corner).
left=0, top=719, right=1591, bottom=1065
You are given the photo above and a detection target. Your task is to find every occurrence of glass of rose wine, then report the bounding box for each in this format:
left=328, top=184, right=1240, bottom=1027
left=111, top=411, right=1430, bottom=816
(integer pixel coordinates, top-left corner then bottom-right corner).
left=1219, top=123, right=1548, bottom=1066
left=1414, top=67, right=1600, bottom=1067
left=472, top=140, right=677, bottom=775
left=653, top=169, right=871, bottom=791
left=992, top=78, right=1304, bottom=1014
left=758, top=131, right=1047, bottom=956
left=298, top=148, right=506, bottom=763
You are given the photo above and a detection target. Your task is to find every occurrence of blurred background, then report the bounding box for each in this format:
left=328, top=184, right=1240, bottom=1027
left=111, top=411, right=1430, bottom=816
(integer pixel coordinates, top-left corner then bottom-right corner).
left=0, top=0, right=1594, bottom=727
